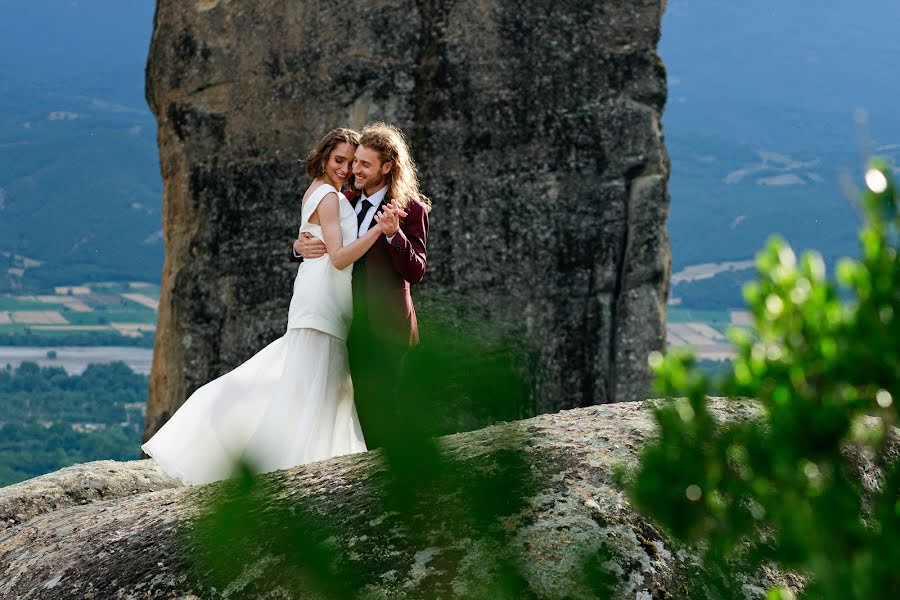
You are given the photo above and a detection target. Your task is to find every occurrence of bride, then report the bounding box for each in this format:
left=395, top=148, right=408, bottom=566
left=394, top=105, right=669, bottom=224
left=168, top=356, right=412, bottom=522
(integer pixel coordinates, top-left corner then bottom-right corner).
left=142, top=128, right=402, bottom=485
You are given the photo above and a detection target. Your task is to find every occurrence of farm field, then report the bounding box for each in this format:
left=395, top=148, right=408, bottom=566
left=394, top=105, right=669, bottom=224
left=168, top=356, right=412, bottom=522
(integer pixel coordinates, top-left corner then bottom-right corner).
left=665, top=306, right=751, bottom=362
left=0, top=281, right=158, bottom=346
left=3, top=279, right=745, bottom=360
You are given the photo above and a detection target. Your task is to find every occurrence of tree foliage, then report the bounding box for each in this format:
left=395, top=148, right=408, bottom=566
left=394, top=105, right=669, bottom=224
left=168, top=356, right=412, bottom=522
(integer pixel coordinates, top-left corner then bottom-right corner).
left=630, top=160, right=899, bottom=598
left=0, top=361, right=147, bottom=485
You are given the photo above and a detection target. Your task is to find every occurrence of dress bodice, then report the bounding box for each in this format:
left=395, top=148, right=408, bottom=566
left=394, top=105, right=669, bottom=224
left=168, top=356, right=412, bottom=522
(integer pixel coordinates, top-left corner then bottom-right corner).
left=287, top=183, right=359, bottom=340
left=298, top=183, right=357, bottom=245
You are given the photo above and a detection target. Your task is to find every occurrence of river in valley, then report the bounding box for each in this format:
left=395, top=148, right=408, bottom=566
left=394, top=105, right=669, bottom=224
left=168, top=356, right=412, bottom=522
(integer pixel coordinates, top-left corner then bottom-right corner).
left=0, top=346, right=153, bottom=375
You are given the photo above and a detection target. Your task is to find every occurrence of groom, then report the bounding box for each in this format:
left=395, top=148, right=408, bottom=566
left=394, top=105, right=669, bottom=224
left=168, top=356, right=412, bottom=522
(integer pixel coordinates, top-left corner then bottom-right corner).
left=290, top=122, right=430, bottom=449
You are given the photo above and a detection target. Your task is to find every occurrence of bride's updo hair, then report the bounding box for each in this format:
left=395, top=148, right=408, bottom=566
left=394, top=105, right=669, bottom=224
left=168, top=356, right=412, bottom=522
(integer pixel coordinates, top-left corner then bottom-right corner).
left=305, top=127, right=361, bottom=178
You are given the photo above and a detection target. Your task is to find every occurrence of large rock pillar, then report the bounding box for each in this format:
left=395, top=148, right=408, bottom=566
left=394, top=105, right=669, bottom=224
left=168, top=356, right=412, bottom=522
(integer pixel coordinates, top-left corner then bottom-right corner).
left=144, top=0, right=670, bottom=440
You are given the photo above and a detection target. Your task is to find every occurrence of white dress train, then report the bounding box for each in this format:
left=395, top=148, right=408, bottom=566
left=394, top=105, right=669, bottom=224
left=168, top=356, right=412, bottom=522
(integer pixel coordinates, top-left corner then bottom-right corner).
left=142, top=183, right=366, bottom=485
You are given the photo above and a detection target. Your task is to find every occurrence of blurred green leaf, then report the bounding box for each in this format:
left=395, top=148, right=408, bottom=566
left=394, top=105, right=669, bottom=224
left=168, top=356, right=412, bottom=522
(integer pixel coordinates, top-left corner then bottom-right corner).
left=630, top=160, right=900, bottom=598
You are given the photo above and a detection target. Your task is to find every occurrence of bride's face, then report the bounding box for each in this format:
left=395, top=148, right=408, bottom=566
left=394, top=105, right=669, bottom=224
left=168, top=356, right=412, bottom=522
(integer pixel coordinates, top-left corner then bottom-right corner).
left=325, top=143, right=356, bottom=189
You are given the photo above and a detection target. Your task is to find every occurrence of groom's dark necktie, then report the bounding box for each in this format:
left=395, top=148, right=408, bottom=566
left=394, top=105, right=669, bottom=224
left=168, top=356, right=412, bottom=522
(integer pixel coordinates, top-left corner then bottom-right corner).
left=353, top=199, right=373, bottom=318
left=356, top=199, right=372, bottom=233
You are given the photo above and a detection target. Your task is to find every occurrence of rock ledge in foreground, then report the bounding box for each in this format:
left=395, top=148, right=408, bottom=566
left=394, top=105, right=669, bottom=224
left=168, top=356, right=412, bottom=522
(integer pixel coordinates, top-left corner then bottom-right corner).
left=1, top=399, right=792, bottom=600
left=0, top=459, right=182, bottom=529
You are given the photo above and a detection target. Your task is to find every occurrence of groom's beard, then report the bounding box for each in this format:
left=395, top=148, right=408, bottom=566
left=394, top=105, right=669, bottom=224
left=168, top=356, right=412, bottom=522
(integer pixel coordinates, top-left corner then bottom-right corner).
left=354, top=174, right=386, bottom=193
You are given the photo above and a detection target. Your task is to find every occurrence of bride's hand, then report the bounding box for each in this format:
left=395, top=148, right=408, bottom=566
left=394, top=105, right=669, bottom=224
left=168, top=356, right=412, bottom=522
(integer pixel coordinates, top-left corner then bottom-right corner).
left=373, top=211, right=392, bottom=235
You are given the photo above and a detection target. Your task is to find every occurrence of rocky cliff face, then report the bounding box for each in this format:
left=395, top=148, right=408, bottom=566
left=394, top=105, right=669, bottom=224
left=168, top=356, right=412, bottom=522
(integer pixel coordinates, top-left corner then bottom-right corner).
left=144, top=0, right=670, bottom=439
left=1, top=400, right=799, bottom=600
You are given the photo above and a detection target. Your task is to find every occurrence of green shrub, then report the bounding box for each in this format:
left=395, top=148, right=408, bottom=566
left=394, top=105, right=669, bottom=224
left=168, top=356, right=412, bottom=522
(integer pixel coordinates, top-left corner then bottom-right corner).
left=629, top=160, right=899, bottom=598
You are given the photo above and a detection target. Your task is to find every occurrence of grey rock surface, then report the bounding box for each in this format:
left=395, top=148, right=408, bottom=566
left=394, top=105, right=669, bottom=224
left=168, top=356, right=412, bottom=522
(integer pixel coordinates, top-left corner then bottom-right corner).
left=0, top=459, right=182, bottom=529
left=1, top=399, right=797, bottom=599
left=144, top=0, right=671, bottom=440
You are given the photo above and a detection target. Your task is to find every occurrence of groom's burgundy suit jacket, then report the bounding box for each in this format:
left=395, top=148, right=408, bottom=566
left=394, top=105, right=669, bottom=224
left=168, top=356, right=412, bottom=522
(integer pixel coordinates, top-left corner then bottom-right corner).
left=290, top=189, right=428, bottom=348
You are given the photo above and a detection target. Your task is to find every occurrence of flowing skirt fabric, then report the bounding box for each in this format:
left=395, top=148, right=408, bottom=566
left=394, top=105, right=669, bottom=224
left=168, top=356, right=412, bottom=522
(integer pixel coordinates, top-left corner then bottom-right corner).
left=141, top=328, right=366, bottom=485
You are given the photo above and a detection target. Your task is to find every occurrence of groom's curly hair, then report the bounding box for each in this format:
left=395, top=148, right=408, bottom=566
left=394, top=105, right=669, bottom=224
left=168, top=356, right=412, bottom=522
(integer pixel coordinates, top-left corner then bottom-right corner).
left=359, top=123, right=432, bottom=212
left=305, top=127, right=361, bottom=178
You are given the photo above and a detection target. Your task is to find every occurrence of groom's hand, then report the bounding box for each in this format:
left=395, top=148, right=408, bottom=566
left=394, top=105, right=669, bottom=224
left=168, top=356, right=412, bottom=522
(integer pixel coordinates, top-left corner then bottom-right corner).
left=376, top=203, right=407, bottom=238
left=296, top=233, right=326, bottom=259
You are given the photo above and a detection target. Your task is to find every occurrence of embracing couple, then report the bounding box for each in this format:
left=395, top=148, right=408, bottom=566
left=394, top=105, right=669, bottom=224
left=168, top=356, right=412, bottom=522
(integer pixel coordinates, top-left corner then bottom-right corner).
left=142, top=123, right=430, bottom=485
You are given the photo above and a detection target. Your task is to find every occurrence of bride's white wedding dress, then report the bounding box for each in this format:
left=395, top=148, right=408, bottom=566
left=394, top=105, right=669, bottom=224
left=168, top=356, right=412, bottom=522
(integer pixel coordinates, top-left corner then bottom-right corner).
left=142, top=183, right=366, bottom=485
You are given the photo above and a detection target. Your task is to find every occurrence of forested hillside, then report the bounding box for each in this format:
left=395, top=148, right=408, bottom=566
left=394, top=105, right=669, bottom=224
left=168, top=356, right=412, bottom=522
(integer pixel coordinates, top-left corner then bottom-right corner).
left=0, top=0, right=161, bottom=291
left=0, top=361, right=146, bottom=485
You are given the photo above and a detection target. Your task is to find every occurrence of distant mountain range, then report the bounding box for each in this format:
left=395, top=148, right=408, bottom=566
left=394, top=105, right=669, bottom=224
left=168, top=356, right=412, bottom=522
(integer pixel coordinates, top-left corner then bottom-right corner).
left=1, top=0, right=898, bottom=301
left=661, top=0, right=900, bottom=272
left=0, top=1, right=160, bottom=290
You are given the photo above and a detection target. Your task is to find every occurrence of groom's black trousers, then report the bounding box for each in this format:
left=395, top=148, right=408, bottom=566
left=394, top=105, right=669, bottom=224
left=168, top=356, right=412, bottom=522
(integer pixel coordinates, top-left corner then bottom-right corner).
left=346, top=312, right=408, bottom=450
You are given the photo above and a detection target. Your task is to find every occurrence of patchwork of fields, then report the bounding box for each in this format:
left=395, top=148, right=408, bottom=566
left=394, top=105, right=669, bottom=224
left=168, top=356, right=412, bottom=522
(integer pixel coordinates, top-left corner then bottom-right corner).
left=3, top=281, right=740, bottom=359
left=666, top=306, right=748, bottom=361
left=1, top=266, right=747, bottom=362
left=0, top=281, right=158, bottom=344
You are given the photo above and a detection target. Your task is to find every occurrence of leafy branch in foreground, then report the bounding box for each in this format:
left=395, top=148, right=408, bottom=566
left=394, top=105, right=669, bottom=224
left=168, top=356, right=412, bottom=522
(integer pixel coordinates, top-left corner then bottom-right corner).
left=630, top=159, right=899, bottom=599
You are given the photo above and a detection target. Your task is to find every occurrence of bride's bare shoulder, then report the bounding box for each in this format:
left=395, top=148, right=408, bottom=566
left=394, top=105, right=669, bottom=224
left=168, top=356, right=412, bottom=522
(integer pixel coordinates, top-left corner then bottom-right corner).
left=302, top=179, right=323, bottom=202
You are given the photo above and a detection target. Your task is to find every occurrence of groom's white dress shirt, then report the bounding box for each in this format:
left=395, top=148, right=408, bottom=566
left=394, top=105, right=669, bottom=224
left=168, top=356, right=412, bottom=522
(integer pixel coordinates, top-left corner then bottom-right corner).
left=356, top=185, right=394, bottom=242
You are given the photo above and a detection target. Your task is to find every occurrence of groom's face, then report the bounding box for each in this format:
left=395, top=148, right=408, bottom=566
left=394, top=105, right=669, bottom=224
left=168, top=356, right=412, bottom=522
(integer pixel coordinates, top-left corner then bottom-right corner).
left=352, top=145, right=392, bottom=195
